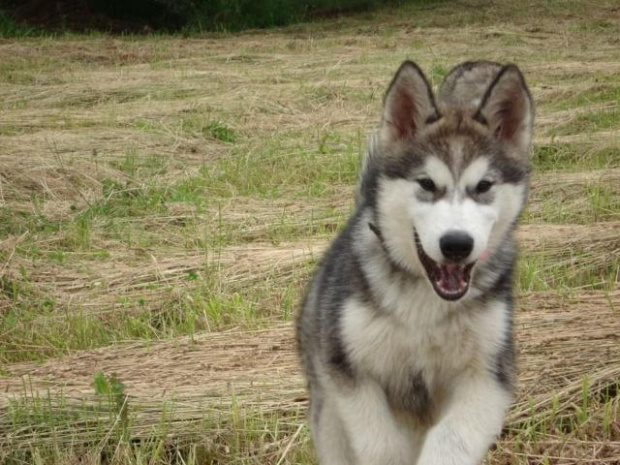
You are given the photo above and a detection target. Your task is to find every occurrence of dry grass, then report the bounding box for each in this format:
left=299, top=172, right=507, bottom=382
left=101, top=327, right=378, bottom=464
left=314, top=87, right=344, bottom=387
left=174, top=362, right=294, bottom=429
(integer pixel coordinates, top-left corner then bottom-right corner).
left=1, top=289, right=619, bottom=463
left=2, top=290, right=619, bottom=405
left=1, top=220, right=617, bottom=336
left=1, top=0, right=620, bottom=463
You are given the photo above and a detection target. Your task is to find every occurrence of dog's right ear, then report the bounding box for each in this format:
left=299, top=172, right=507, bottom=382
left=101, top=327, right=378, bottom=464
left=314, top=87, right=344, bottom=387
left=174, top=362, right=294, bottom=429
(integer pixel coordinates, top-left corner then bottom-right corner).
left=380, top=61, right=439, bottom=146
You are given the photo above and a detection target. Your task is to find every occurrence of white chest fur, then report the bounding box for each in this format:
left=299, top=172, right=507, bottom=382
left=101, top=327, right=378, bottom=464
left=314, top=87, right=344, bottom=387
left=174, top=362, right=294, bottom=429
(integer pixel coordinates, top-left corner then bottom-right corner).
left=340, top=285, right=508, bottom=396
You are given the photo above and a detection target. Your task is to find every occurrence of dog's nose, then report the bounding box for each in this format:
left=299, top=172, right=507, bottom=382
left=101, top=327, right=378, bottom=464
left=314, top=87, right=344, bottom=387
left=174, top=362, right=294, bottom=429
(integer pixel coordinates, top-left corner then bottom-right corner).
left=440, top=231, right=474, bottom=262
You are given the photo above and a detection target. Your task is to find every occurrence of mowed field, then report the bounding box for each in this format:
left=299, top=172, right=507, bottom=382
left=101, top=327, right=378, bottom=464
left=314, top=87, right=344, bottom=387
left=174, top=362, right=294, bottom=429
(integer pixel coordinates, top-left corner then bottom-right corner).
left=1, top=0, right=620, bottom=463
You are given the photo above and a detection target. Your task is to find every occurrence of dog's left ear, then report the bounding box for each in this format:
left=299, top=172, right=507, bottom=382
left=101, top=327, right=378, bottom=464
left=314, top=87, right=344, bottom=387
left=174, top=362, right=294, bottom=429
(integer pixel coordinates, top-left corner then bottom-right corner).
left=475, top=64, right=534, bottom=157
left=380, top=61, right=439, bottom=146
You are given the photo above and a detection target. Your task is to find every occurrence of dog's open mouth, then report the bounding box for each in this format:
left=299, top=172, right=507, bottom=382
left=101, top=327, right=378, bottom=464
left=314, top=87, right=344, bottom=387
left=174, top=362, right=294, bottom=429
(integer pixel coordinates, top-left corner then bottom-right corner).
left=415, top=233, right=475, bottom=301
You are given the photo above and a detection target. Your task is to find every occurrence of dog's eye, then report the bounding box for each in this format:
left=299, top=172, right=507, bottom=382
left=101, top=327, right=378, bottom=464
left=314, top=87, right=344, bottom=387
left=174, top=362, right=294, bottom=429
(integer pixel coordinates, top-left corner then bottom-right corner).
left=476, top=180, right=494, bottom=194
left=418, top=178, right=436, bottom=192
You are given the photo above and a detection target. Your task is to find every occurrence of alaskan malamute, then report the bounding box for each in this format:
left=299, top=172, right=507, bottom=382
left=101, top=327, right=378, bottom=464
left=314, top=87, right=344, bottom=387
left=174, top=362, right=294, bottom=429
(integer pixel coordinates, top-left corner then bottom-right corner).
left=297, top=60, right=534, bottom=465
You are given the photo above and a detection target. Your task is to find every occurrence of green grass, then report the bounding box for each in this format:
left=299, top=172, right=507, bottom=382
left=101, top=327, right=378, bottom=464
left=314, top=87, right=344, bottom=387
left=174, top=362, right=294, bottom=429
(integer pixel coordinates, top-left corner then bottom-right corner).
left=0, top=9, right=40, bottom=38
left=0, top=276, right=304, bottom=363
left=551, top=84, right=620, bottom=111
left=174, top=132, right=361, bottom=199
left=524, top=182, right=620, bottom=224
left=555, top=108, right=620, bottom=136
left=2, top=382, right=312, bottom=465
left=531, top=143, right=620, bottom=171
left=2, top=374, right=617, bottom=465
left=517, top=252, right=619, bottom=293
left=1, top=0, right=620, bottom=463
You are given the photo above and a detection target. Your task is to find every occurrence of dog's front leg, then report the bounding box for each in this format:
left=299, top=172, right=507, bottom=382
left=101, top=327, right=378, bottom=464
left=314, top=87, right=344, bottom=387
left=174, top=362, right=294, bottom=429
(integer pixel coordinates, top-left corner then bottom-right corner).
left=416, top=372, right=512, bottom=465
left=334, top=378, right=416, bottom=465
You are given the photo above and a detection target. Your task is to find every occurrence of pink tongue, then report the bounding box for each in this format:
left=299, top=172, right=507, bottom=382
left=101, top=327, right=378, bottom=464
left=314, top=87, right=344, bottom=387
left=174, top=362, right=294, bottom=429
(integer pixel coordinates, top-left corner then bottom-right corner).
left=439, top=264, right=465, bottom=292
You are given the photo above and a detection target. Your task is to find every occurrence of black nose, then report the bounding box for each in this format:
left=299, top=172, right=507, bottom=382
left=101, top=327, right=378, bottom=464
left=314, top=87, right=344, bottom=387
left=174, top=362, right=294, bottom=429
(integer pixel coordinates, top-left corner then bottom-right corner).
left=440, top=231, right=474, bottom=262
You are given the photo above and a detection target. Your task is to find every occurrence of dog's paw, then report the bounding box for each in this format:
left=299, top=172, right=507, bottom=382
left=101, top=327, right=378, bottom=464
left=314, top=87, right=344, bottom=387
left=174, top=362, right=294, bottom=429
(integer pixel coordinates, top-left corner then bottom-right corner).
left=416, top=425, right=479, bottom=465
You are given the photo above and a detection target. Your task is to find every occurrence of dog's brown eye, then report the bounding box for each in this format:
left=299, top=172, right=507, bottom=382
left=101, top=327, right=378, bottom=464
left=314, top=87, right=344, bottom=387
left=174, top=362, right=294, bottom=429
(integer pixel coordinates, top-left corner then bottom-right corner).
left=418, top=178, right=436, bottom=192
left=476, top=180, right=493, bottom=194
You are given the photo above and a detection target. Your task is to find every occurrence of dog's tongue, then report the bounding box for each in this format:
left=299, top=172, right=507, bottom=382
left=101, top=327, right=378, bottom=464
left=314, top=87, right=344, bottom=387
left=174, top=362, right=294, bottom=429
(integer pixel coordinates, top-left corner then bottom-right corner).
left=437, top=264, right=467, bottom=294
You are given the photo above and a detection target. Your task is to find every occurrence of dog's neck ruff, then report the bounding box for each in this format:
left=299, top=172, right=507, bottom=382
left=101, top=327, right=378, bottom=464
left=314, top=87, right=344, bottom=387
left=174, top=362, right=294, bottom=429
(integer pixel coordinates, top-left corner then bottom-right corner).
left=368, top=222, right=384, bottom=244
left=367, top=221, right=417, bottom=278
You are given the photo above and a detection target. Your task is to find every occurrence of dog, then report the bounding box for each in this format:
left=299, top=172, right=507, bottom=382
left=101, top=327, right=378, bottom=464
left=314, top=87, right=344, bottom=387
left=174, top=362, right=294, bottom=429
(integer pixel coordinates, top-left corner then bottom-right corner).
left=296, top=60, right=534, bottom=465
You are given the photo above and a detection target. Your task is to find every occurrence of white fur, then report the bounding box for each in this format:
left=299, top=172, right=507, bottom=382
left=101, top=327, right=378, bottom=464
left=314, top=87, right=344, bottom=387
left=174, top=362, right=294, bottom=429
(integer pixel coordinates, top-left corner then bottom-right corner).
left=333, top=378, right=418, bottom=465
left=336, top=285, right=512, bottom=464
left=417, top=372, right=511, bottom=465
left=376, top=178, right=419, bottom=273
left=415, top=157, right=496, bottom=264
left=414, top=195, right=497, bottom=263
left=459, top=157, right=490, bottom=189
left=328, top=155, right=520, bottom=464
left=416, top=301, right=513, bottom=465
left=424, top=156, right=455, bottom=189
left=312, top=395, right=352, bottom=465
left=488, top=183, right=525, bottom=250
left=377, top=156, right=523, bottom=273
left=308, top=161, right=522, bottom=464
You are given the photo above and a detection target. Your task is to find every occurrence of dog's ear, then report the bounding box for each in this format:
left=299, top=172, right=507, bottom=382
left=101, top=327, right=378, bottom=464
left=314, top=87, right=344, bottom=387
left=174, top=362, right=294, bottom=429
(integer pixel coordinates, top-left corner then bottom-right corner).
left=380, top=61, right=439, bottom=145
left=475, top=64, right=534, bottom=156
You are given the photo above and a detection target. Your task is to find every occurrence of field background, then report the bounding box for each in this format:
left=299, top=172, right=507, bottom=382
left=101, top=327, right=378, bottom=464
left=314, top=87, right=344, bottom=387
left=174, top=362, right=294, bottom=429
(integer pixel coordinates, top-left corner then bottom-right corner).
left=1, top=0, right=620, bottom=463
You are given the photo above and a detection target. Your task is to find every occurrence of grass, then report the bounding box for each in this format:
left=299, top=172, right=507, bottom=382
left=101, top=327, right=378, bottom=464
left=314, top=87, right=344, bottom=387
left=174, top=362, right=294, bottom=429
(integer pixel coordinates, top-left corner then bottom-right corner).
left=555, top=108, right=620, bottom=136
left=1, top=0, right=620, bottom=463
left=0, top=9, right=40, bottom=38
left=531, top=143, right=620, bottom=171
left=3, top=383, right=312, bottom=465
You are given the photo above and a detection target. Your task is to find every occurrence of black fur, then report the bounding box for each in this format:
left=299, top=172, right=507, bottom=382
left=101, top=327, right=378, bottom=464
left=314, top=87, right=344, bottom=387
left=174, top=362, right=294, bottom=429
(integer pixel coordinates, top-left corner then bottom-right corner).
left=491, top=154, right=530, bottom=184
left=385, top=371, right=432, bottom=421
left=298, top=211, right=369, bottom=382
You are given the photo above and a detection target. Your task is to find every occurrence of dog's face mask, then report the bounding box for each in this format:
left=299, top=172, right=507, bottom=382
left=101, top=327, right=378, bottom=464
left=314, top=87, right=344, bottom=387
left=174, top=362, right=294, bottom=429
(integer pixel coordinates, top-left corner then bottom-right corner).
left=362, top=61, right=533, bottom=301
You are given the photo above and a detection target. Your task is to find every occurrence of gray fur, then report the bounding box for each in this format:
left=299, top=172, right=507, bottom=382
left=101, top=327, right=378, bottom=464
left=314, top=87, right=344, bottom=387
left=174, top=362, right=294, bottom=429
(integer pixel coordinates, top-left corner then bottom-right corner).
left=438, top=60, right=503, bottom=110
left=297, top=60, right=534, bottom=465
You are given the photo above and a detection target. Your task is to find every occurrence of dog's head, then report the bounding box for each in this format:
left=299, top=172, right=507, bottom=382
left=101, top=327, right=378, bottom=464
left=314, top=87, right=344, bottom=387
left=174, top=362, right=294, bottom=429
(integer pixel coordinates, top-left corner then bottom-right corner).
left=359, top=61, right=534, bottom=301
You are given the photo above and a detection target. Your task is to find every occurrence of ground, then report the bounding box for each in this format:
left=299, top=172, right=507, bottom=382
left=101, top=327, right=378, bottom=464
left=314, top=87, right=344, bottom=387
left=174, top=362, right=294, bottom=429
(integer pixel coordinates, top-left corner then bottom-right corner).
left=1, top=0, right=620, bottom=463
